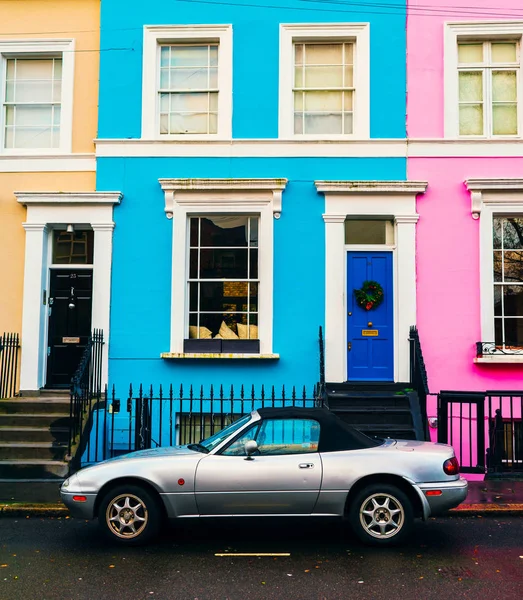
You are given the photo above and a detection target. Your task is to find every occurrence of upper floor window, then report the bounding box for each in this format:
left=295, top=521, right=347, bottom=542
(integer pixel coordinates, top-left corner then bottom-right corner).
left=445, top=23, right=523, bottom=138
left=4, top=57, right=62, bottom=149
left=142, top=25, right=232, bottom=139
left=458, top=41, right=519, bottom=137
left=159, top=44, right=218, bottom=135
left=279, top=24, right=370, bottom=139
left=0, top=39, right=74, bottom=153
left=293, top=42, right=354, bottom=135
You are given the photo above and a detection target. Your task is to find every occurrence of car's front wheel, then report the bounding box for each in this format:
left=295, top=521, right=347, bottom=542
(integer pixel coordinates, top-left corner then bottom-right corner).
left=98, top=484, right=161, bottom=545
left=349, top=483, right=413, bottom=546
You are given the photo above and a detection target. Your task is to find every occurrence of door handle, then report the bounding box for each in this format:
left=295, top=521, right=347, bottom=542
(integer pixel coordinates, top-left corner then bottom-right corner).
left=299, top=463, right=314, bottom=469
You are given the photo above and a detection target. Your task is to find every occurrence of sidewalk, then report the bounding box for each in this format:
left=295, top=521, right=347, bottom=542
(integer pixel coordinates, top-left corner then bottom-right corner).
left=0, top=479, right=522, bottom=517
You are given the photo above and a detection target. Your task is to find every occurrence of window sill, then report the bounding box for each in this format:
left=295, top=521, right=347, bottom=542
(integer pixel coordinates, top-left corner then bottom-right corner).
left=161, top=352, right=280, bottom=360
left=474, top=356, right=523, bottom=364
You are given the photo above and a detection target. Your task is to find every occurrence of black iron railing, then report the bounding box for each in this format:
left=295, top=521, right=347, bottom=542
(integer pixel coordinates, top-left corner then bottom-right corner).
left=476, top=342, right=523, bottom=357
left=81, top=382, right=321, bottom=465
left=318, top=325, right=325, bottom=400
left=68, top=329, right=104, bottom=468
left=0, top=333, right=20, bottom=399
left=438, top=390, right=523, bottom=474
left=408, top=326, right=430, bottom=439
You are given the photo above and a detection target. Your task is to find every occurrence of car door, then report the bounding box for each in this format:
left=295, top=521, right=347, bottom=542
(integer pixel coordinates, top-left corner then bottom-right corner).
left=194, top=418, right=323, bottom=515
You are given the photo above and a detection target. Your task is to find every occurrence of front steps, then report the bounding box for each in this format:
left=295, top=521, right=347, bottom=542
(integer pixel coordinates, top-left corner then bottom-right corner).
left=325, top=382, right=426, bottom=441
left=0, top=391, right=71, bottom=485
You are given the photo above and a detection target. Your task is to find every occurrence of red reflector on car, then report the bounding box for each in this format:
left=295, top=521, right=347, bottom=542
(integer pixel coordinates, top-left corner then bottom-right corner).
left=425, top=490, right=442, bottom=496
left=443, top=457, right=460, bottom=475
left=72, top=495, right=87, bottom=502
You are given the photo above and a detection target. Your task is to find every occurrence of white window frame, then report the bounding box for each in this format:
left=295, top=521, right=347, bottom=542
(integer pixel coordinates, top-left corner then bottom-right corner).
left=279, top=23, right=370, bottom=140
left=466, top=178, right=523, bottom=362
left=142, top=25, right=232, bottom=140
left=159, top=178, right=287, bottom=358
left=0, top=39, right=75, bottom=154
left=444, top=22, right=523, bottom=139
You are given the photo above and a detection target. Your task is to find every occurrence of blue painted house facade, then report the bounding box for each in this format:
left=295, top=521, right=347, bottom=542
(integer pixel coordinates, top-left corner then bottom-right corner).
left=95, top=0, right=425, bottom=396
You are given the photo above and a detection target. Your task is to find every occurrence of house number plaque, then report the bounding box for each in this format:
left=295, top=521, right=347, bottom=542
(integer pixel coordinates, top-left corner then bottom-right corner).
left=361, top=330, right=378, bottom=337
left=63, top=337, right=80, bottom=344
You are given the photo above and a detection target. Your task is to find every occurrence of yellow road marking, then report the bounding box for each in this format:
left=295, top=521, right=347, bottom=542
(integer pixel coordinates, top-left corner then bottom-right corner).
left=214, top=553, right=291, bottom=557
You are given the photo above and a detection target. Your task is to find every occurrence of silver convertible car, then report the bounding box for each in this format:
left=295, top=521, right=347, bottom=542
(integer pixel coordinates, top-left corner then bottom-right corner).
left=61, top=407, right=468, bottom=546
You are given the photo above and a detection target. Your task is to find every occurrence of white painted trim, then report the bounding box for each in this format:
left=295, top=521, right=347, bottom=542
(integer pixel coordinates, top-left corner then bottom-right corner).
left=159, top=178, right=287, bottom=355
left=0, top=39, right=75, bottom=154
left=160, top=352, right=280, bottom=359
left=444, top=21, right=523, bottom=139
left=279, top=23, right=370, bottom=139
left=0, top=154, right=95, bottom=172
left=15, top=192, right=122, bottom=391
left=96, top=137, right=523, bottom=158
left=464, top=178, right=523, bottom=346
left=317, top=180, right=427, bottom=383
left=475, top=355, right=523, bottom=363
left=142, top=25, right=233, bottom=140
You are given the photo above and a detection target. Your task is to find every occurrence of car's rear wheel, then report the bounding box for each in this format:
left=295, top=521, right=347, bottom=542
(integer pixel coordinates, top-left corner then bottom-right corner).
left=349, top=483, right=413, bottom=546
left=98, top=484, right=160, bottom=545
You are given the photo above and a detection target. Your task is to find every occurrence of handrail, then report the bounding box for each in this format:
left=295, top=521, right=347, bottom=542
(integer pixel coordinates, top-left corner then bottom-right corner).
left=408, top=326, right=430, bottom=439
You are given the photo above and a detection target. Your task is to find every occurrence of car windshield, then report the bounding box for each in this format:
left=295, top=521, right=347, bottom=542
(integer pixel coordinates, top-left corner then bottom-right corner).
left=199, top=414, right=253, bottom=452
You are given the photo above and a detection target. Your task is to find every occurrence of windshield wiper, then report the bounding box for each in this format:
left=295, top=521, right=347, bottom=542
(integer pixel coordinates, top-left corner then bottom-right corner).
left=187, top=443, right=210, bottom=454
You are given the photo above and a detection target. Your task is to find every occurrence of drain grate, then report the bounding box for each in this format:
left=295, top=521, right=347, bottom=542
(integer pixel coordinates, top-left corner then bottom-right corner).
left=438, top=566, right=474, bottom=579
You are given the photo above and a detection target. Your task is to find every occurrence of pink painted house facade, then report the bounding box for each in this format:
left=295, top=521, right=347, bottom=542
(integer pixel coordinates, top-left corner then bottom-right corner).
left=408, top=0, right=523, bottom=476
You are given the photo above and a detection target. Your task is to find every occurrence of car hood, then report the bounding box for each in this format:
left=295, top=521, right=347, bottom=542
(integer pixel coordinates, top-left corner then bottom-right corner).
left=101, top=445, right=201, bottom=462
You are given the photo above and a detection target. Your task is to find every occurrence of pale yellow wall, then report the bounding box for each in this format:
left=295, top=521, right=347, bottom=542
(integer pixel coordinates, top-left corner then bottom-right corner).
left=0, top=172, right=96, bottom=335
left=0, top=1, right=99, bottom=338
left=0, top=0, right=100, bottom=153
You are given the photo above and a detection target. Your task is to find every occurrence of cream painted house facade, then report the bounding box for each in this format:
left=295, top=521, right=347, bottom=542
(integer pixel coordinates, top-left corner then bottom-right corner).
left=0, top=1, right=118, bottom=393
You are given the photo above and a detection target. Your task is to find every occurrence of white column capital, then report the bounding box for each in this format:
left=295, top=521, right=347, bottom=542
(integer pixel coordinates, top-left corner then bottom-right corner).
left=323, top=214, right=346, bottom=224
left=22, top=222, right=48, bottom=232
left=91, top=222, right=115, bottom=232
left=395, top=215, right=419, bottom=224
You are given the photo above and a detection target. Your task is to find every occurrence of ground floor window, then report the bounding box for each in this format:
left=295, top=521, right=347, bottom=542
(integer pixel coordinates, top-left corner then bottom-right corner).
left=493, top=216, right=523, bottom=348
left=186, top=215, right=260, bottom=352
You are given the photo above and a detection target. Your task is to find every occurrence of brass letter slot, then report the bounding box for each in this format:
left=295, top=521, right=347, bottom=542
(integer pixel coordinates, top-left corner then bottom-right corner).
left=63, top=337, right=80, bottom=344
left=361, top=330, right=378, bottom=337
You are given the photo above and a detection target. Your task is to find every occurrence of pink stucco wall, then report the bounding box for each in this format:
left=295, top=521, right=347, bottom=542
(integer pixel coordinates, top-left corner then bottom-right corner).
left=407, top=0, right=523, bottom=138
left=410, top=157, right=523, bottom=438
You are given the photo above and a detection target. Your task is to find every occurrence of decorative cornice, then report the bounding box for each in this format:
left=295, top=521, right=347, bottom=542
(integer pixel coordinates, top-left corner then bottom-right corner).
left=395, top=215, right=420, bottom=224
left=315, top=181, right=428, bottom=195
left=90, top=223, right=116, bottom=232
left=465, top=179, right=523, bottom=219
left=159, top=178, right=288, bottom=219
left=15, top=192, right=123, bottom=206
left=22, top=223, right=48, bottom=232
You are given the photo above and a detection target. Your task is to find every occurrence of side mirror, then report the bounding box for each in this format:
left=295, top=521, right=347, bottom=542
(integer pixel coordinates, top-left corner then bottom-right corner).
left=244, top=439, right=258, bottom=460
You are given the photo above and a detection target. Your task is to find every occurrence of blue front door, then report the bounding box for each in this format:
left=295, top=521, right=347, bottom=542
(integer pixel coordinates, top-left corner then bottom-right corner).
left=347, top=252, right=394, bottom=381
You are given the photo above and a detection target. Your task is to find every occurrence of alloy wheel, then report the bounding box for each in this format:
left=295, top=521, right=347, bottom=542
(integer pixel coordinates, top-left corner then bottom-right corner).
left=106, top=493, right=149, bottom=539
left=359, top=492, right=405, bottom=539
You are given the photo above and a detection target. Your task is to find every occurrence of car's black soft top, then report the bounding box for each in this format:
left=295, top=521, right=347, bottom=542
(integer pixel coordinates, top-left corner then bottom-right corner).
left=256, top=407, right=381, bottom=452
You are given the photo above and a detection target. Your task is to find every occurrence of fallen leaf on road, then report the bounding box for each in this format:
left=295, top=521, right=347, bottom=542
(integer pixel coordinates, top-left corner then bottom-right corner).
left=304, top=570, right=310, bottom=573
left=109, top=565, right=115, bottom=569
left=419, top=577, right=424, bottom=580
left=358, top=580, right=364, bottom=584
left=287, top=574, right=293, bottom=577
left=0, top=565, right=7, bottom=568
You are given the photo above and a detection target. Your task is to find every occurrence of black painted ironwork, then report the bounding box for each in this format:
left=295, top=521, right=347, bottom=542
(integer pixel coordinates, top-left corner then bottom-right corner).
left=81, top=383, right=319, bottom=465
left=438, top=390, right=523, bottom=474
left=0, top=333, right=20, bottom=399
left=476, top=342, right=523, bottom=357
left=68, top=329, right=105, bottom=470
left=318, top=325, right=326, bottom=405
left=408, top=326, right=430, bottom=440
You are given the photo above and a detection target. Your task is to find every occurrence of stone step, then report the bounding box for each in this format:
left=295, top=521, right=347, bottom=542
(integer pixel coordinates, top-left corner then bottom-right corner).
left=0, top=399, right=70, bottom=415
left=0, top=460, right=69, bottom=479
left=0, top=442, right=68, bottom=460
left=0, top=413, right=70, bottom=428
left=0, top=479, right=64, bottom=503
left=0, top=427, right=69, bottom=443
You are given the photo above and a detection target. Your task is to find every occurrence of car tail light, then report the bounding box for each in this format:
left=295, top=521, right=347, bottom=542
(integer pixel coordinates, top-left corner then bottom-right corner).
left=443, top=457, right=460, bottom=475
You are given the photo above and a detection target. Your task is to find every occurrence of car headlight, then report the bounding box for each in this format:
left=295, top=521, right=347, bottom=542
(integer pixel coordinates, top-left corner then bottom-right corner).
left=62, top=478, right=70, bottom=488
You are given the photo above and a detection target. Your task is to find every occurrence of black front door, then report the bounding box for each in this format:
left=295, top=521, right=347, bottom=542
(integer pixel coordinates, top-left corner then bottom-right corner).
left=46, top=269, right=93, bottom=388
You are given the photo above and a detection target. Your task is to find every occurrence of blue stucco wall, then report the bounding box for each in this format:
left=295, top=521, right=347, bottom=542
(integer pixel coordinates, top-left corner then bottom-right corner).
left=98, top=0, right=407, bottom=139
left=97, top=157, right=406, bottom=393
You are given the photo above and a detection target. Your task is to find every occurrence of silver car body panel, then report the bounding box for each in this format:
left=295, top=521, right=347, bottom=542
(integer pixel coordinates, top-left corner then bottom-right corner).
left=60, top=411, right=468, bottom=521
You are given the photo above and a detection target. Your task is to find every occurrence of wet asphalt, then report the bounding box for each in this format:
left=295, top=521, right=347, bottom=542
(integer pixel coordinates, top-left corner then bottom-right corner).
left=0, top=515, right=522, bottom=600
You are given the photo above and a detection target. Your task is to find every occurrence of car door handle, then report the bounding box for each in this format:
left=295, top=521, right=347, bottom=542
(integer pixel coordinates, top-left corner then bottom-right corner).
left=299, top=463, right=314, bottom=469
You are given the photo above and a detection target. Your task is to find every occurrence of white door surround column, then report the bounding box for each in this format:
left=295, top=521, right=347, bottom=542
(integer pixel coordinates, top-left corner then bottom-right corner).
left=16, top=192, right=122, bottom=392
left=315, top=181, right=428, bottom=383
